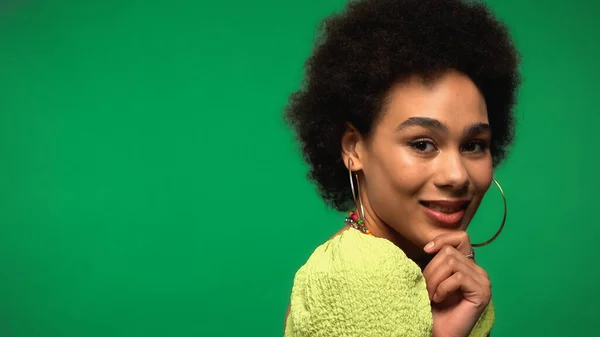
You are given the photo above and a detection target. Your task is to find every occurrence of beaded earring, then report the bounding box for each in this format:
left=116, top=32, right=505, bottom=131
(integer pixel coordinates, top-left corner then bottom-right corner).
left=347, top=157, right=372, bottom=235
left=345, top=211, right=371, bottom=235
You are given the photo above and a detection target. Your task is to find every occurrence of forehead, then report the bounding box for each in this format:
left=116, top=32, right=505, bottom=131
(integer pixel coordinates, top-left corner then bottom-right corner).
left=377, top=71, right=488, bottom=131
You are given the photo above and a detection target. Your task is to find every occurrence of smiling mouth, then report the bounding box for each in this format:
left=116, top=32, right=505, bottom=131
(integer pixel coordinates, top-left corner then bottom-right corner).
left=419, top=200, right=470, bottom=213
left=418, top=200, right=471, bottom=226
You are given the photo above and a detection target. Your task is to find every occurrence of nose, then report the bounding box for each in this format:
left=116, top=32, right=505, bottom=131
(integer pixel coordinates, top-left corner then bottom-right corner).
left=433, top=151, right=470, bottom=192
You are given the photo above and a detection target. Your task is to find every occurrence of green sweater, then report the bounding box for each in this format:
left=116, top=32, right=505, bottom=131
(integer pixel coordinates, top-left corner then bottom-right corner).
left=285, top=228, right=494, bottom=336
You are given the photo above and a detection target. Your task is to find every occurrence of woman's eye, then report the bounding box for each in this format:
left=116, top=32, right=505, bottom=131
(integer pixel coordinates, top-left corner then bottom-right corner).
left=462, top=141, right=487, bottom=153
left=410, top=140, right=437, bottom=153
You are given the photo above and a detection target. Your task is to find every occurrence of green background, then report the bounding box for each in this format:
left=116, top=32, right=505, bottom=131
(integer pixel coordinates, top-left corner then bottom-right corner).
left=0, top=0, right=598, bottom=336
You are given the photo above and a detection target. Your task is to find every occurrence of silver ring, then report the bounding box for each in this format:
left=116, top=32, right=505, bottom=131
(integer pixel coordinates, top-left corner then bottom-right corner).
left=466, top=250, right=475, bottom=260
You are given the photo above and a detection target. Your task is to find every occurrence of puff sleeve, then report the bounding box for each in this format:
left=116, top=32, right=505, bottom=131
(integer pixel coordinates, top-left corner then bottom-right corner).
left=284, top=229, right=433, bottom=337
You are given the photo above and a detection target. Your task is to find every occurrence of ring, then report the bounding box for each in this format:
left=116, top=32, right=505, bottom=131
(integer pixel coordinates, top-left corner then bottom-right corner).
left=466, top=250, right=475, bottom=260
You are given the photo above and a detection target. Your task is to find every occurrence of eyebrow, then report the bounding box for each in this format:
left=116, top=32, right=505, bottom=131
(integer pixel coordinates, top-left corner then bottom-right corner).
left=395, top=117, right=491, bottom=136
left=395, top=117, right=448, bottom=132
left=464, top=122, right=491, bottom=137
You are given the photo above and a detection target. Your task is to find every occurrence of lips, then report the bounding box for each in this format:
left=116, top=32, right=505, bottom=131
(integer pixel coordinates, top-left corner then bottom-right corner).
left=419, top=200, right=470, bottom=226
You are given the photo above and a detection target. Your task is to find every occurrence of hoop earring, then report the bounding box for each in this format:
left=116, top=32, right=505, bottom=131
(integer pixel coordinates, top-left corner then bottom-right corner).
left=346, top=158, right=368, bottom=233
left=472, top=178, right=507, bottom=247
left=347, top=158, right=366, bottom=219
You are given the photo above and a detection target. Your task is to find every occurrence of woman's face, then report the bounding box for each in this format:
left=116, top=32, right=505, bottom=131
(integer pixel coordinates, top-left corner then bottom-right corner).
left=348, top=70, right=493, bottom=249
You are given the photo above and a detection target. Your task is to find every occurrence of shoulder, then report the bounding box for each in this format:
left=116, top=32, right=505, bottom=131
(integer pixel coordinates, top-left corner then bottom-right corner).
left=297, top=228, right=423, bottom=286
left=285, top=228, right=432, bottom=337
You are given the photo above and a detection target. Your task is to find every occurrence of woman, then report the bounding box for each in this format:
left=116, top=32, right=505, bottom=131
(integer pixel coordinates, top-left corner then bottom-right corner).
left=283, top=0, right=520, bottom=336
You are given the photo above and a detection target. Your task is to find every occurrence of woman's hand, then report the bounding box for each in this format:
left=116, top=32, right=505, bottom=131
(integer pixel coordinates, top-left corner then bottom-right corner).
left=423, top=232, right=491, bottom=337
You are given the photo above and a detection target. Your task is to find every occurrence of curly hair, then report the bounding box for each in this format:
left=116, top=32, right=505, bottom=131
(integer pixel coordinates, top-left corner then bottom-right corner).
left=284, top=0, right=521, bottom=212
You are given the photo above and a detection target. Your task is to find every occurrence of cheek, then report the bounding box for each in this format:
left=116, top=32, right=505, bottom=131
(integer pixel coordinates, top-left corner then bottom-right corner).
left=469, top=162, right=494, bottom=194
left=473, top=163, right=494, bottom=192
left=365, top=147, right=428, bottom=202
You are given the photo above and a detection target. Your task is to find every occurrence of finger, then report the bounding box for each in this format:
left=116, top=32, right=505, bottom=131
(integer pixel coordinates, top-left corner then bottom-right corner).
left=433, top=271, right=491, bottom=307
left=423, top=245, right=478, bottom=280
left=424, top=248, right=478, bottom=298
left=423, top=246, right=482, bottom=299
left=423, top=231, right=473, bottom=255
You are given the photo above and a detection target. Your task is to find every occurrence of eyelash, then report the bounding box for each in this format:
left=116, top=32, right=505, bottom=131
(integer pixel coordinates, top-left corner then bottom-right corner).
left=409, top=139, right=437, bottom=153
left=462, top=140, right=489, bottom=153
left=408, top=139, right=489, bottom=154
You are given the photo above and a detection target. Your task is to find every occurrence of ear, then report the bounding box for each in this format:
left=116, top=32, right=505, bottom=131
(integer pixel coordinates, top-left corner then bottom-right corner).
left=341, top=123, right=366, bottom=171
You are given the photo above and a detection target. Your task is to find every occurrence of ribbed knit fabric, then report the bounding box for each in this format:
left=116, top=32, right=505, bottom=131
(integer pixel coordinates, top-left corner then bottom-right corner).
left=285, top=228, right=494, bottom=337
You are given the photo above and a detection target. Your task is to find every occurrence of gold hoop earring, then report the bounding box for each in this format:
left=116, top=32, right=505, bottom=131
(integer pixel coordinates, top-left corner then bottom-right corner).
left=347, top=158, right=365, bottom=219
left=346, top=158, right=370, bottom=234
left=472, top=178, right=506, bottom=247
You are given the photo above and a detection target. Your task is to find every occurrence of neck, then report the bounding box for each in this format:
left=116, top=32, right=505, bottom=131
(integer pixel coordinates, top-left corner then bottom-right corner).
left=354, top=194, right=430, bottom=269
left=358, top=207, right=424, bottom=260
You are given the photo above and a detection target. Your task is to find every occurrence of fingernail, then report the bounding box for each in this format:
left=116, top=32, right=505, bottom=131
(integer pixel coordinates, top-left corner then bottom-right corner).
left=424, top=242, right=435, bottom=250
left=433, top=292, right=439, bottom=302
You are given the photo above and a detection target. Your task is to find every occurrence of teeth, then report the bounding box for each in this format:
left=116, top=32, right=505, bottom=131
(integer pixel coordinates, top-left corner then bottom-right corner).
left=429, top=204, right=462, bottom=213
